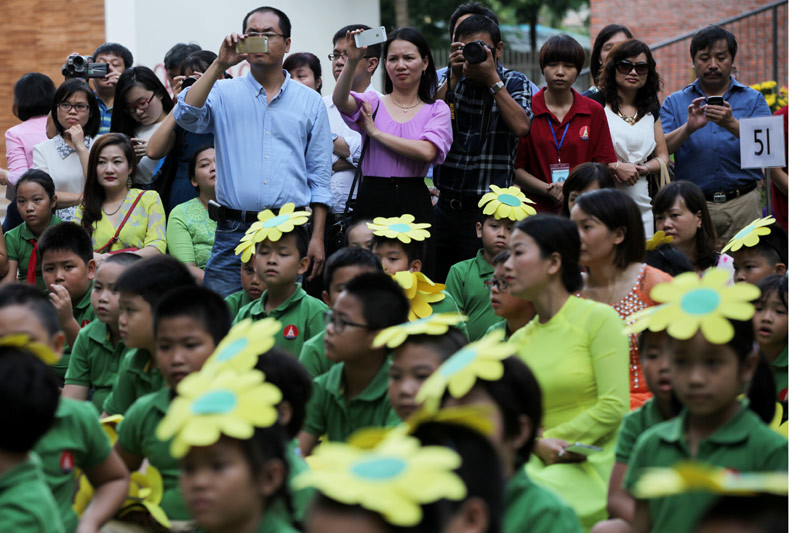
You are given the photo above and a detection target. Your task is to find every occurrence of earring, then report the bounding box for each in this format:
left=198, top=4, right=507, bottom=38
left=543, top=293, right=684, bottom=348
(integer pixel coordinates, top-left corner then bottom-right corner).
left=127, top=176, right=133, bottom=189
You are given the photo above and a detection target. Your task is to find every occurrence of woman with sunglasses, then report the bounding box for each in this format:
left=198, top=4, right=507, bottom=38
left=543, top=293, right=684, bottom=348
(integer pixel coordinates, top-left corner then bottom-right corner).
left=110, top=66, right=173, bottom=187
left=32, top=79, right=101, bottom=221
left=590, top=39, right=668, bottom=239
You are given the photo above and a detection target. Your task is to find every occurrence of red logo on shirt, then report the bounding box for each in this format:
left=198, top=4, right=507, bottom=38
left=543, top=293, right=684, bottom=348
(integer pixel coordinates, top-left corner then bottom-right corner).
left=779, top=388, right=788, bottom=402
left=283, top=325, right=298, bottom=340
left=80, top=319, right=90, bottom=328
left=60, top=451, right=75, bottom=473
left=579, top=126, right=590, bottom=140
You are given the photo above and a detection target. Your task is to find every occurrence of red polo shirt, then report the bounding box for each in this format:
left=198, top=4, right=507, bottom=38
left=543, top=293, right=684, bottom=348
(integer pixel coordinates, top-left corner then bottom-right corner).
left=515, top=88, right=616, bottom=213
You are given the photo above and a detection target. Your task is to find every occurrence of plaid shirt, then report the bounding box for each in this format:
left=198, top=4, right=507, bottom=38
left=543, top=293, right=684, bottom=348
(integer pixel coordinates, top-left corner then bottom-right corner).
left=434, top=65, right=533, bottom=198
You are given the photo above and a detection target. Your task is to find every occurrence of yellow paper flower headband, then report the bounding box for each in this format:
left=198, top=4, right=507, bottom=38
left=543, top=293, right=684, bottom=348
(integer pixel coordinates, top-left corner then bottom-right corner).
left=416, top=329, right=516, bottom=410
left=721, top=216, right=775, bottom=254
left=235, top=203, right=311, bottom=263
left=625, top=268, right=760, bottom=344
left=294, top=433, right=466, bottom=526
left=367, top=214, right=431, bottom=244
left=156, top=368, right=282, bottom=458
left=0, top=334, right=60, bottom=365
left=203, top=318, right=281, bottom=373
left=372, top=313, right=467, bottom=349
left=393, top=271, right=447, bottom=321
left=646, top=230, right=673, bottom=251
left=478, top=185, right=536, bottom=221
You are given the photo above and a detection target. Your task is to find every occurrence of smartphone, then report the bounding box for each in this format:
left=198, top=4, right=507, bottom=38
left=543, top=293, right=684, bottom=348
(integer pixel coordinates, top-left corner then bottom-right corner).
left=564, top=442, right=603, bottom=456
left=706, top=96, right=724, bottom=106
left=354, top=26, right=388, bottom=48
left=236, top=37, right=269, bottom=54
left=208, top=200, right=222, bottom=222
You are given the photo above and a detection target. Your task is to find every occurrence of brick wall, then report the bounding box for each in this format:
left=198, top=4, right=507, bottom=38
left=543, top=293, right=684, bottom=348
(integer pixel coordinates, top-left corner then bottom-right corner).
left=0, top=0, right=106, bottom=168
left=590, top=0, right=788, bottom=97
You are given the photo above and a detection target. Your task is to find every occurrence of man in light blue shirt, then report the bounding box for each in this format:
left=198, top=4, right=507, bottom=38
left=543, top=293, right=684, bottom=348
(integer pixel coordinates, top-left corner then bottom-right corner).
left=174, top=5, right=332, bottom=296
left=661, top=25, right=770, bottom=242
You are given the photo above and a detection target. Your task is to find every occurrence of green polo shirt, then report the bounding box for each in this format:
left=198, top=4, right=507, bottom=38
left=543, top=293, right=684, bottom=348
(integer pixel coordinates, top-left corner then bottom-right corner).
left=615, top=399, right=667, bottom=465
left=52, top=286, right=95, bottom=381
left=624, top=403, right=788, bottom=533
left=4, top=214, right=62, bottom=291
left=0, top=455, right=64, bottom=533
left=446, top=249, right=501, bottom=340
left=233, top=283, right=327, bottom=358
left=65, top=319, right=128, bottom=413
left=33, top=397, right=112, bottom=533
left=302, top=357, right=401, bottom=442
left=224, top=289, right=254, bottom=317
left=485, top=319, right=510, bottom=340
left=102, top=348, right=164, bottom=416
left=286, top=439, right=313, bottom=523
left=504, top=468, right=582, bottom=533
left=430, top=291, right=470, bottom=339
left=298, top=330, right=333, bottom=378
left=117, top=388, right=189, bottom=520
left=771, top=346, right=788, bottom=402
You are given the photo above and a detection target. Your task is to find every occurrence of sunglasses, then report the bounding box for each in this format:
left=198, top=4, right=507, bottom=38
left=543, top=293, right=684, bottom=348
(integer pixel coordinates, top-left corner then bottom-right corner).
left=616, top=60, right=650, bottom=75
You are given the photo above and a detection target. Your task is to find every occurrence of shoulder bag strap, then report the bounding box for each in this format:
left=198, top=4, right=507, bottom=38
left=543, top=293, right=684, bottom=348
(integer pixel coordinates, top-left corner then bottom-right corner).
left=343, top=101, right=380, bottom=215
left=95, top=190, right=147, bottom=254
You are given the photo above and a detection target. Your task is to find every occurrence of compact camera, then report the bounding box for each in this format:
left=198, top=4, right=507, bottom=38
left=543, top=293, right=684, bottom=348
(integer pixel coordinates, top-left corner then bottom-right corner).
left=462, top=40, right=494, bottom=64
left=62, top=54, right=109, bottom=79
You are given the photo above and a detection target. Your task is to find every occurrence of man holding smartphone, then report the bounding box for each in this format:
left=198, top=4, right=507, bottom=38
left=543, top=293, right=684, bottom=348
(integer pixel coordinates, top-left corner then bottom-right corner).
left=174, top=5, right=332, bottom=297
left=661, top=25, right=771, bottom=242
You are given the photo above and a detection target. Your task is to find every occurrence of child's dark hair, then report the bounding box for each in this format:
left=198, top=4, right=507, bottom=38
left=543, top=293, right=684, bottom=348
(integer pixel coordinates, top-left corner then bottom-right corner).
left=575, top=189, right=646, bottom=269
left=645, top=244, right=694, bottom=277
left=756, top=274, right=788, bottom=309
left=81, top=133, right=137, bottom=233
left=0, top=348, right=60, bottom=453
left=539, top=34, right=586, bottom=72
left=514, top=215, right=583, bottom=293
left=17, top=169, right=56, bottom=201
left=188, top=145, right=214, bottom=190
left=37, top=222, right=94, bottom=265
left=372, top=235, right=425, bottom=266
left=401, top=328, right=468, bottom=363
left=103, top=252, right=143, bottom=268
left=258, top=225, right=310, bottom=260
left=255, top=350, right=313, bottom=438
left=653, top=181, right=718, bottom=270
left=322, top=246, right=383, bottom=293
left=748, top=222, right=788, bottom=268
left=114, top=255, right=196, bottom=309
left=412, top=422, right=504, bottom=533
left=560, top=163, right=615, bottom=217
left=492, top=249, right=509, bottom=266
left=343, top=272, right=410, bottom=330
left=153, top=286, right=230, bottom=344
left=0, top=284, right=60, bottom=336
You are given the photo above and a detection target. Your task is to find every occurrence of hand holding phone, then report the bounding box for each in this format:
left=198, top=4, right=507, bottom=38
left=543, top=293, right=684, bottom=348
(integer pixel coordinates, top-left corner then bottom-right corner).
left=354, top=26, right=388, bottom=48
left=563, top=442, right=602, bottom=456
left=706, top=96, right=724, bottom=106
left=236, top=37, right=270, bottom=54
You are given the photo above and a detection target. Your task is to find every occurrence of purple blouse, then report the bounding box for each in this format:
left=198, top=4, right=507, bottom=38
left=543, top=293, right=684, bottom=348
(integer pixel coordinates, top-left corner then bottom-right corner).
left=341, top=91, right=453, bottom=177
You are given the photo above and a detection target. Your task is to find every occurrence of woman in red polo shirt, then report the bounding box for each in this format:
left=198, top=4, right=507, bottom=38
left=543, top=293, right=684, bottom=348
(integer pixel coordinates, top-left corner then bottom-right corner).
left=514, top=35, right=616, bottom=214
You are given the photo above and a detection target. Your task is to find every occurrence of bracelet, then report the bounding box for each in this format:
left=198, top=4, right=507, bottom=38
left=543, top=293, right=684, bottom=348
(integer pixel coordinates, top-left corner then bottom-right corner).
left=614, top=162, right=620, bottom=170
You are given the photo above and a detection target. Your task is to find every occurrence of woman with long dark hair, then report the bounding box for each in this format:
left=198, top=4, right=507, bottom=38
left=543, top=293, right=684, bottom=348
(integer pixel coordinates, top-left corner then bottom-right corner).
left=584, top=24, right=632, bottom=94
left=593, top=39, right=668, bottom=238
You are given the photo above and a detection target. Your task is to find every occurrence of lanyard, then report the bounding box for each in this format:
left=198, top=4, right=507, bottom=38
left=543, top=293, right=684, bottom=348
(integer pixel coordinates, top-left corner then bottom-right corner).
left=547, top=117, right=570, bottom=164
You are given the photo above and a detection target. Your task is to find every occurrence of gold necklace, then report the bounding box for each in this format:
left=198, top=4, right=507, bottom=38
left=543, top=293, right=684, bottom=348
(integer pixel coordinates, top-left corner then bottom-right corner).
left=617, top=107, right=638, bottom=125
left=390, top=95, right=421, bottom=113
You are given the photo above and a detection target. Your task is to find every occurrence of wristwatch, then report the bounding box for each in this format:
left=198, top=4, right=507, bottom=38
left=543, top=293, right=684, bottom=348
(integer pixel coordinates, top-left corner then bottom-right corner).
left=489, top=80, right=505, bottom=95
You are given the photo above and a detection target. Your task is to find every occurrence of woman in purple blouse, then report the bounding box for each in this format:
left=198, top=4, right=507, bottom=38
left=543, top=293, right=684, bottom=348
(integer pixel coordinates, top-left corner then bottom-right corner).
left=333, top=27, right=453, bottom=227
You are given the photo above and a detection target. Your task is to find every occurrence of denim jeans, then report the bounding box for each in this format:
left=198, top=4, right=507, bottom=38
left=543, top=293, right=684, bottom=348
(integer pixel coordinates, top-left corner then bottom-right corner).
left=203, top=218, right=248, bottom=298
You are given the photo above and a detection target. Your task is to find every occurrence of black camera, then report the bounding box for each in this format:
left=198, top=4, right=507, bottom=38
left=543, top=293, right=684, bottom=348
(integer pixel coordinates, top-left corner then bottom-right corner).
left=62, top=54, right=109, bottom=79
left=181, top=77, right=198, bottom=90
left=462, top=40, right=494, bottom=64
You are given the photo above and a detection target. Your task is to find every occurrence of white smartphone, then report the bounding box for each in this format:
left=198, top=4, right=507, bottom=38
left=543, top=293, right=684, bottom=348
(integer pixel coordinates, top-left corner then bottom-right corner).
left=354, top=26, right=388, bottom=48
left=564, top=442, right=603, bottom=456
left=236, top=37, right=269, bottom=54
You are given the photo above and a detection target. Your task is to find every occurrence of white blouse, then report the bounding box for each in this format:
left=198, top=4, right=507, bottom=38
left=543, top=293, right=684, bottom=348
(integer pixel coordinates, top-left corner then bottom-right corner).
left=32, top=134, right=95, bottom=221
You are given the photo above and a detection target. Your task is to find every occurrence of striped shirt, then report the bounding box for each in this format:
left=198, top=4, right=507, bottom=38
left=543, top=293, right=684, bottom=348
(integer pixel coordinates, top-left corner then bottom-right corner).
left=97, top=96, right=112, bottom=134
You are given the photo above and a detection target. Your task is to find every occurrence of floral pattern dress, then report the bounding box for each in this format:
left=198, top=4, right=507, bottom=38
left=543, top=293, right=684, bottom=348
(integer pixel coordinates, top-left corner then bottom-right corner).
left=75, top=189, right=167, bottom=253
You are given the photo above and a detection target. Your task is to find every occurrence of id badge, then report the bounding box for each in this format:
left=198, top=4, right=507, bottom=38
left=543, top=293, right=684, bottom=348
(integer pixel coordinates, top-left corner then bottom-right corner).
left=550, top=163, right=570, bottom=183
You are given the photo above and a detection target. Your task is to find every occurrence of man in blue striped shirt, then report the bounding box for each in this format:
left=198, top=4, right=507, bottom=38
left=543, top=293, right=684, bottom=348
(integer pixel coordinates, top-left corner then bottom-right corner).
left=91, top=43, right=132, bottom=134
left=175, top=6, right=332, bottom=297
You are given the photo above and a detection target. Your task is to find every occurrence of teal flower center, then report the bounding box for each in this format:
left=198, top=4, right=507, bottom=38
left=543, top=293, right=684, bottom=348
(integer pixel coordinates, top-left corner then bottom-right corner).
left=262, top=214, right=291, bottom=228
left=351, top=457, right=407, bottom=480
left=439, top=347, right=478, bottom=378
left=192, top=390, right=237, bottom=415
left=497, top=193, right=522, bottom=207
left=215, top=338, right=248, bottom=362
left=732, top=225, right=755, bottom=240
left=389, top=223, right=411, bottom=233
left=680, top=288, right=721, bottom=315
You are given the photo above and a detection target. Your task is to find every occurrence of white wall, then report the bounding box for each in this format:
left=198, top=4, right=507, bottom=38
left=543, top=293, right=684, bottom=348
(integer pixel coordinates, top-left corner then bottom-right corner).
left=105, top=0, right=381, bottom=95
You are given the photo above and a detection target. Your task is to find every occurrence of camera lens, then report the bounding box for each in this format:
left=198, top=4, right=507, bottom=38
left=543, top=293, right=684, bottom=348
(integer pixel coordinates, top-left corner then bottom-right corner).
left=71, top=55, right=86, bottom=66
left=462, top=41, right=487, bottom=64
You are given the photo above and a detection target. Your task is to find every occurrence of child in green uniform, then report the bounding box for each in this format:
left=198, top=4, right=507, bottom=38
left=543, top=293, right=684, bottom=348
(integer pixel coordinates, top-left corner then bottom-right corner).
left=0, top=283, right=129, bottom=533
left=224, top=258, right=266, bottom=317
left=299, top=247, right=383, bottom=378
left=0, top=343, right=62, bottom=533
left=63, top=253, right=141, bottom=413
left=754, top=275, right=788, bottom=404
left=233, top=210, right=327, bottom=358
left=624, top=286, right=788, bottom=532
left=0, top=170, right=62, bottom=291
left=116, top=286, right=230, bottom=525
left=485, top=250, right=536, bottom=340
left=298, top=272, right=409, bottom=454
left=723, top=216, right=787, bottom=285
left=102, top=255, right=196, bottom=416
left=38, top=222, right=97, bottom=380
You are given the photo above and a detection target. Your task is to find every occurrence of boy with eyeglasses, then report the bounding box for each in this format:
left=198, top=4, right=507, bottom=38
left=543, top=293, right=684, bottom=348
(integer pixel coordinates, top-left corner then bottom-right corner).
left=298, top=272, right=409, bottom=455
